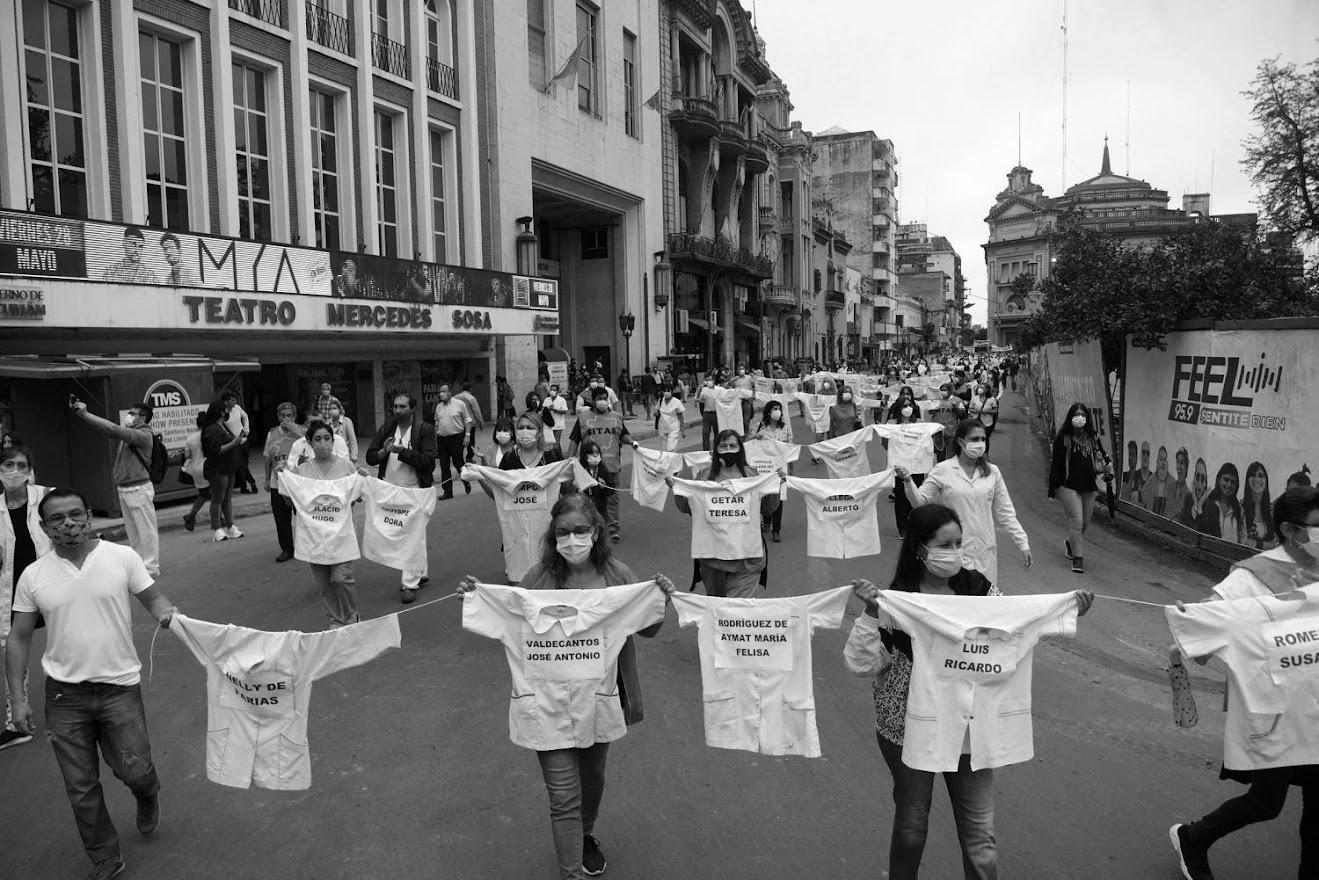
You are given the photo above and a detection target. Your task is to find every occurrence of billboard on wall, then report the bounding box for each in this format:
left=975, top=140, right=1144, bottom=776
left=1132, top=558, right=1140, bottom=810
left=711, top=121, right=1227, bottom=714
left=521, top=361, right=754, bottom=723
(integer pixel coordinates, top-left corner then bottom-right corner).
left=1120, top=325, right=1317, bottom=552
left=1042, top=339, right=1112, bottom=442
left=328, top=252, right=556, bottom=310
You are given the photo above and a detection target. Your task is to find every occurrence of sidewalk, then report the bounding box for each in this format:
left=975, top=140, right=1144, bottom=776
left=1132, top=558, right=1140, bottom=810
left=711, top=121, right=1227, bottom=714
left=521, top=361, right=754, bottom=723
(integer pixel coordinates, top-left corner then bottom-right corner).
left=92, top=400, right=699, bottom=541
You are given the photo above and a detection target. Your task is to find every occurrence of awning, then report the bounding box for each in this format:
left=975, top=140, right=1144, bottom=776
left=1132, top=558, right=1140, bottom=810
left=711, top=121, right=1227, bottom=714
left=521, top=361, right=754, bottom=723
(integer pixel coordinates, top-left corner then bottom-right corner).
left=685, top=317, right=710, bottom=331
left=538, top=347, right=571, bottom=363
left=0, top=355, right=261, bottom=379
left=737, top=319, right=761, bottom=335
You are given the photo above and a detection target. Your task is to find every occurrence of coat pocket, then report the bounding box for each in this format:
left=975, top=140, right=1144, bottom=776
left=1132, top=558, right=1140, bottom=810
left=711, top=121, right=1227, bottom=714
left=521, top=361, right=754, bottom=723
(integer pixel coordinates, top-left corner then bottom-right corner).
left=276, top=732, right=311, bottom=785
left=702, top=690, right=739, bottom=730
left=206, top=728, right=231, bottom=778
left=782, top=696, right=817, bottom=750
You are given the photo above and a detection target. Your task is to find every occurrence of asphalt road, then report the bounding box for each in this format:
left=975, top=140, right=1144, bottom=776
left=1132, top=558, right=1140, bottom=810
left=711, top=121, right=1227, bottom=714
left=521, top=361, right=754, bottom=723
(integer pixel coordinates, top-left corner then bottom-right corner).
left=0, top=392, right=1302, bottom=879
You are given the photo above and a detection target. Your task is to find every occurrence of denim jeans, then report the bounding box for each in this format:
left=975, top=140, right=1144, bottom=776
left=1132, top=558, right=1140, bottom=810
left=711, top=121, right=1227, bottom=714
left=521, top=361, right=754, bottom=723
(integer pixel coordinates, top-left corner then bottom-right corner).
left=45, top=679, right=161, bottom=864
left=1055, top=487, right=1097, bottom=558
left=878, top=734, right=997, bottom=880
left=536, top=742, right=610, bottom=880
left=1185, top=766, right=1317, bottom=878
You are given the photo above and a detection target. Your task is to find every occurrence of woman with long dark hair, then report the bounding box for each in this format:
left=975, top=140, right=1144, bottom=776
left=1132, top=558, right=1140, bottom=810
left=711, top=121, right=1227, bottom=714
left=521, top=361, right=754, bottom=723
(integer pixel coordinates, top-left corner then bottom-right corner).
left=458, top=494, right=674, bottom=879
left=1195, top=463, right=1246, bottom=544
left=200, top=399, right=246, bottom=543
left=828, top=385, right=862, bottom=438
left=1047, top=402, right=1113, bottom=574
left=1241, top=461, right=1274, bottom=549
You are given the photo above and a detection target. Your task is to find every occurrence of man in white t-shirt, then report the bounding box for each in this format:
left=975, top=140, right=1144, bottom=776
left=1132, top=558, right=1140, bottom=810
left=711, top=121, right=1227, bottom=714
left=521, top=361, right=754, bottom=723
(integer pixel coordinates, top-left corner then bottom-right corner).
left=5, top=489, right=180, bottom=878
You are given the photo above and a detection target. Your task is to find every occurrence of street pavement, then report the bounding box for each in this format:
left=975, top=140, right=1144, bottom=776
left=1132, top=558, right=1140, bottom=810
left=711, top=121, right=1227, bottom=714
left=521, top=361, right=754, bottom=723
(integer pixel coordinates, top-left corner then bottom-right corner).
left=0, top=391, right=1301, bottom=879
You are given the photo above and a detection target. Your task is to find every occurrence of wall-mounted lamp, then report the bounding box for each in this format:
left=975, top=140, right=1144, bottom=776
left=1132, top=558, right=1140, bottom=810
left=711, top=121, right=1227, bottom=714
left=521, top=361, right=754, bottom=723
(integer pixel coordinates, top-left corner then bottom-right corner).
left=652, top=250, right=671, bottom=310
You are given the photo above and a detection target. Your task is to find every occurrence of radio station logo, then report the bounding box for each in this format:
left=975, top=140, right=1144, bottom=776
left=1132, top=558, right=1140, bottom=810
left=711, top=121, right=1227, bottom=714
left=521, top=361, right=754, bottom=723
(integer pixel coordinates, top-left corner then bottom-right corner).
left=1167, top=353, right=1286, bottom=432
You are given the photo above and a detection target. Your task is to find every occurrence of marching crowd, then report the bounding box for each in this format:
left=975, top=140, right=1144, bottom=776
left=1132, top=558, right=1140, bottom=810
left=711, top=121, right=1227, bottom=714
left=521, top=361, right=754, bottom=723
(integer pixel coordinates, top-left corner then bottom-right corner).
left=0, top=352, right=1315, bottom=880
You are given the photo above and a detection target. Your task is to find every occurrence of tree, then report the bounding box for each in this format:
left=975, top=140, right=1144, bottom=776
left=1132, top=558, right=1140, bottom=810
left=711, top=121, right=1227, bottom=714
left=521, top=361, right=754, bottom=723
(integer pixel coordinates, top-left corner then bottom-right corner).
left=1241, top=56, right=1319, bottom=243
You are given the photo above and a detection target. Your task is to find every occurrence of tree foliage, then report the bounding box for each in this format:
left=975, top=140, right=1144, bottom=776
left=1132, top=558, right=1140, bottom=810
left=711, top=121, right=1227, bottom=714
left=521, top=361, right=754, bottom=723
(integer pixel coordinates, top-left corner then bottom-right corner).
left=1241, top=56, right=1319, bottom=243
left=1020, top=216, right=1316, bottom=368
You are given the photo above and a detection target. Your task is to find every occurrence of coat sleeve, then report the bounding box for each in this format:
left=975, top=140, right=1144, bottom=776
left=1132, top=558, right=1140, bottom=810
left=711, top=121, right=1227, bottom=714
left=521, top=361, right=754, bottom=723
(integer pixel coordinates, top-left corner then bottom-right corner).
left=396, top=423, right=438, bottom=476
left=364, top=424, right=389, bottom=467
left=992, top=468, right=1031, bottom=552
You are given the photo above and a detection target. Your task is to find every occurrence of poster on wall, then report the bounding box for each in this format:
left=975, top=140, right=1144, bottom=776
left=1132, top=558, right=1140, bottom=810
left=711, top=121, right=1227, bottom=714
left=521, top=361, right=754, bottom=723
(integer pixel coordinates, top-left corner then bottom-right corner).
left=294, top=364, right=356, bottom=423
left=1120, top=325, right=1316, bottom=552
left=1042, top=339, right=1112, bottom=441
left=84, top=222, right=332, bottom=296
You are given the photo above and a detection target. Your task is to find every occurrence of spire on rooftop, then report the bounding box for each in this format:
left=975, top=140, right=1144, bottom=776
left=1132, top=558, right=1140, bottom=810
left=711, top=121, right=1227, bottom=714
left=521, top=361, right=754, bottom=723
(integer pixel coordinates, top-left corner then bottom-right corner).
left=1101, top=136, right=1112, bottom=175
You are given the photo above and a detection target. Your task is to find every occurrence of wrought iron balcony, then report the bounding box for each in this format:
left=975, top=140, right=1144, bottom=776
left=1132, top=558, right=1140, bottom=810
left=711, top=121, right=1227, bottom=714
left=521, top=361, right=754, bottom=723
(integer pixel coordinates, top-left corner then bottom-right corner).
left=667, top=232, right=773, bottom=280
left=372, top=32, right=410, bottom=78
left=761, top=284, right=797, bottom=308
left=306, top=1, right=353, bottom=55
left=231, top=0, right=284, bottom=28
left=825, top=289, right=845, bottom=311
left=427, top=58, right=458, bottom=99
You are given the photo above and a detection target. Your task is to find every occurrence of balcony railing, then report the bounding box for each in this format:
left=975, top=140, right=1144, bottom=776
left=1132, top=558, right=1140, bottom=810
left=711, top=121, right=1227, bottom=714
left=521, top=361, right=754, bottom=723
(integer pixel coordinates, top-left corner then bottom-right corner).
left=667, top=232, right=772, bottom=279
left=230, top=0, right=285, bottom=27
left=427, top=58, right=458, bottom=99
left=762, top=284, right=797, bottom=308
left=306, top=1, right=353, bottom=55
left=824, top=289, right=845, bottom=309
left=372, top=32, right=410, bottom=78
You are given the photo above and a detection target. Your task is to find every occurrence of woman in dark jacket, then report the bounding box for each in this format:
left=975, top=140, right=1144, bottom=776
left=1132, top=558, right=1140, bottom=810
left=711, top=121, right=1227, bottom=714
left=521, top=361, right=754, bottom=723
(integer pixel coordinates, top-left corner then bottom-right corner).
left=201, top=399, right=247, bottom=542
left=1047, top=402, right=1113, bottom=574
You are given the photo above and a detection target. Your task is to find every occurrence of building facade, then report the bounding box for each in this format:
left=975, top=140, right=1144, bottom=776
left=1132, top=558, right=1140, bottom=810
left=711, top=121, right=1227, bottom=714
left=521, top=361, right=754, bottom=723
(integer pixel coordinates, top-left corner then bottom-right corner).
left=983, top=141, right=1256, bottom=347
left=896, top=221, right=966, bottom=352
left=810, top=128, right=900, bottom=360
left=0, top=0, right=570, bottom=447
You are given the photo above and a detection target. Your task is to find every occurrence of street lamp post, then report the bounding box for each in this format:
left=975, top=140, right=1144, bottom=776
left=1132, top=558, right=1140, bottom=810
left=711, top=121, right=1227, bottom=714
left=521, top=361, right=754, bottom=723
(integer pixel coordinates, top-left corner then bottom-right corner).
left=618, top=311, right=635, bottom=376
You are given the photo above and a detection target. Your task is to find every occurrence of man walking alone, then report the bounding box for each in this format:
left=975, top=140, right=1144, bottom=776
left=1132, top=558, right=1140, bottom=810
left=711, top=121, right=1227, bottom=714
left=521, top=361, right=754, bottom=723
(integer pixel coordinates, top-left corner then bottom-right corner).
left=366, top=395, right=437, bottom=603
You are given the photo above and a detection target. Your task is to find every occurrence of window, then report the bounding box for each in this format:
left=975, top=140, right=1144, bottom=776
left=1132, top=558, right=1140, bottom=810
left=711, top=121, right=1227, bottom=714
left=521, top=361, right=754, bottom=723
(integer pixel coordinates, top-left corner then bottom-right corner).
left=309, top=89, right=340, bottom=250
left=23, top=0, right=88, bottom=217
left=373, top=0, right=390, bottom=37
left=622, top=30, right=637, bottom=137
left=429, top=128, right=448, bottom=262
left=895, top=314, right=904, bottom=329
left=425, top=0, right=456, bottom=97
left=526, top=0, right=546, bottom=87
left=575, top=2, right=597, bottom=114
left=780, top=182, right=792, bottom=220
left=140, top=31, right=190, bottom=230
left=374, top=110, right=399, bottom=256
left=581, top=227, right=608, bottom=260
left=233, top=63, right=272, bottom=241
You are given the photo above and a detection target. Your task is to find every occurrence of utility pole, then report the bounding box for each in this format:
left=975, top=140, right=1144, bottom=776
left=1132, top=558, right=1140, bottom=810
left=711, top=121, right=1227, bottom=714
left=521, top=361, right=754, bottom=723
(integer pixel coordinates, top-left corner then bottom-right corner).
left=1061, top=0, right=1069, bottom=189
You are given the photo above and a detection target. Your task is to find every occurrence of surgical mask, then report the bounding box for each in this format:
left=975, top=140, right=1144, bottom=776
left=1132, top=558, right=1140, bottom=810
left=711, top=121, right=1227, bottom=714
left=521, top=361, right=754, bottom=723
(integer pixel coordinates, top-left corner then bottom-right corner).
left=901, top=406, right=914, bottom=418
left=1291, top=524, right=1319, bottom=555
left=717, top=452, right=739, bottom=468
left=44, top=517, right=92, bottom=548
left=586, top=454, right=602, bottom=467
left=595, top=401, right=610, bottom=412
left=556, top=532, right=594, bottom=565
left=962, top=440, right=987, bottom=459
left=842, top=394, right=853, bottom=403
left=0, top=471, right=29, bottom=490
left=922, top=547, right=963, bottom=579
left=940, top=391, right=950, bottom=399
left=516, top=428, right=538, bottom=444
left=494, top=432, right=511, bottom=445
left=1071, top=415, right=1087, bottom=429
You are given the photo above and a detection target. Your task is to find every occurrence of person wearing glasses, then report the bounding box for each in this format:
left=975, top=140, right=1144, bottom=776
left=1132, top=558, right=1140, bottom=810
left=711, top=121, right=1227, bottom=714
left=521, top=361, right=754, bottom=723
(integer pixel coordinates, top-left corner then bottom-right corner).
left=365, top=394, right=438, bottom=604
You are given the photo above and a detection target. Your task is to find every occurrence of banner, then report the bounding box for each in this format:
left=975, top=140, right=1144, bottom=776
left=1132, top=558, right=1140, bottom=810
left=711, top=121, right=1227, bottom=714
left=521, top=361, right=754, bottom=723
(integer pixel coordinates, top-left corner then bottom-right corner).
left=1042, top=339, right=1112, bottom=441
left=1121, top=325, right=1317, bottom=551
left=330, top=252, right=558, bottom=310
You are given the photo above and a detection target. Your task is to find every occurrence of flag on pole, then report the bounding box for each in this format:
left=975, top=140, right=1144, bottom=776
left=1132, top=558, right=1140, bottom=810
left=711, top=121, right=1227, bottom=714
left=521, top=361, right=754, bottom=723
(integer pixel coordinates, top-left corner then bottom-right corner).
left=543, top=33, right=591, bottom=94
left=643, top=89, right=662, bottom=111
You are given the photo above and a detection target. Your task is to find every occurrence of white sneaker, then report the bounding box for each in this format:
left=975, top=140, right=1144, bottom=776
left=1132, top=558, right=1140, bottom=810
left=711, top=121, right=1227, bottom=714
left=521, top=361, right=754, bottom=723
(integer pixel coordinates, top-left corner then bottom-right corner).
left=212, top=529, right=228, bottom=543
left=226, top=525, right=244, bottom=539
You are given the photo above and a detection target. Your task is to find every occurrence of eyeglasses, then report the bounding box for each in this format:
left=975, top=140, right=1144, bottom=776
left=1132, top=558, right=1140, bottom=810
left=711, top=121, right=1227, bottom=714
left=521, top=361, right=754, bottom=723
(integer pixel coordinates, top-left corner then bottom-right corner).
left=553, top=525, right=594, bottom=538
left=0, top=461, right=30, bottom=473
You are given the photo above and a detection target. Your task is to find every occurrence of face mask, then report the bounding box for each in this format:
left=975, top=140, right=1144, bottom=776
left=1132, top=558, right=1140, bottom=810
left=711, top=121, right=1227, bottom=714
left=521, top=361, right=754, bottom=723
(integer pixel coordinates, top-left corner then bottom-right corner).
left=962, top=440, right=987, bottom=459
left=922, top=547, right=963, bottom=579
left=940, top=391, right=950, bottom=399
left=705, top=380, right=714, bottom=387
left=516, top=428, right=538, bottom=445
left=842, top=394, right=853, bottom=403
left=495, top=432, right=512, bottom=445
left=44, top=517, right=92, bottom=548
left=0, top=471, right=29, bottom=490
left=717, top=452, right=739, bottom=468
left=901, top=407, right=914, bottom=418
left=586, top=455, right=602, bottom=467
left=1291, top=525, right=1319, bottom=556
left=556, top=532, right=594, bottom=565
left=1071, top=415, right=1087, bottom=429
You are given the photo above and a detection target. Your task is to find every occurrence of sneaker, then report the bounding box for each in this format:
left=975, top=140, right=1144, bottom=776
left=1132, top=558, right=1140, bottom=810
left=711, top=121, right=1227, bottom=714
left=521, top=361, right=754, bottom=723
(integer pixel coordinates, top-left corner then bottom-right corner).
left=275, top=550, right=294, bottom=563
left=1169, top=824, right=1214, bottom=880
left=226, top=525, right=244, bottom=540
left=1064, top=538, right=1073, bottom=560
left=611, top=534, right=621, bottom=543
left=418, top=576, right=430, bottom=588
left=771, top=532, right=781, bottom=543
left=582, top=835, right=607, bottom=876
left=87, top=856, right=125, bottom=880
left=182, top=513, right=196, bottom=532
left=0, top=728, right=34, bottom=750
left=136, top=794, right=160, bottom=835
left=212, top=529, right=228, bottom=543
left=1071, top=556, right=1085, bottom=574
left=401, top=588, right=417, bottom=605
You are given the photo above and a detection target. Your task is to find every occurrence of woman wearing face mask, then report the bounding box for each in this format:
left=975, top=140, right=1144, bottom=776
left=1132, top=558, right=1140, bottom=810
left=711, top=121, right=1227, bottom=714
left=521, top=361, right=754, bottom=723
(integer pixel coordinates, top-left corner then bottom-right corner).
left=967, top=385, right=999, bottom=449
left=654, top=386, right=687, bottom=452
left=325, top=400, right=359, bottom=464
left=829, top=386, right=862, bottom=438
left=1241, top=462, right=1275, bottom=550
left=474, top=417, right=517, bottom=467
left=567, top=440, right=610, bottom=522
left=1194, top=463, right=1246, bottom=544
left=930, top=384, right=966, bottom=462
left=285, top=421, right=362, bottom=627
left=671, top=430, right=782, bottom=598
left=753, top=401, right=795, bottom=541
left=885, top=394, right=932, bottom=538
left=1047, top=403, right=1114, bottom=574
left=500, top=411, right=564, bottom=471
left=0, top=447, right=51, bottom=750
left=1168, top=486, right=1319, bottom=880
left=457, top=494, right=674, bottom=880
left=897, top=420, right=1031, bottom=588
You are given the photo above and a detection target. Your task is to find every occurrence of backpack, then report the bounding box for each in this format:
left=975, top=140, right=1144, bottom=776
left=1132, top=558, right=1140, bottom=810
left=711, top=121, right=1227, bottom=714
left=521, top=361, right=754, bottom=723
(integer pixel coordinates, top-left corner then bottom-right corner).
left=130, top=433, right=170, bottom=484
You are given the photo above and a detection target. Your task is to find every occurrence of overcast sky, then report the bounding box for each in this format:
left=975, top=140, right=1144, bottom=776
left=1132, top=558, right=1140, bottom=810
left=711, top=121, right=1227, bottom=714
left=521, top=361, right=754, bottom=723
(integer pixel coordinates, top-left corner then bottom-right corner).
left=753, top=0, right=1319, bottom=325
